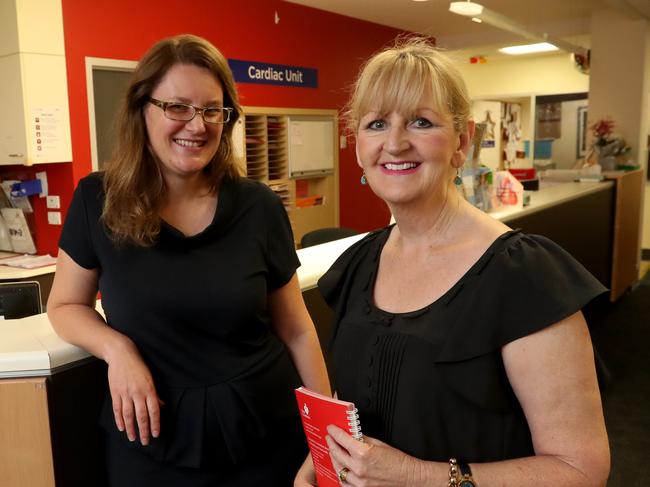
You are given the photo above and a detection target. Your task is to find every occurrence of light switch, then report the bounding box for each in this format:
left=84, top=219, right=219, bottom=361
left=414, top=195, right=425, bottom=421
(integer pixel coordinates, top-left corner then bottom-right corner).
left=48, top=211, right=62, bottom=225
left=46, top=195, right=60, bottom=209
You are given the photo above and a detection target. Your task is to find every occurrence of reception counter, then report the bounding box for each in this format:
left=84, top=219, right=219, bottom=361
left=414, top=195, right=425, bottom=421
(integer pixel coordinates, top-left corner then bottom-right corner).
left=0, top=176, right=641, bottom=487
left=0, top=179, right=623, bottom=377
left=489, top=180, right=613, bottom=222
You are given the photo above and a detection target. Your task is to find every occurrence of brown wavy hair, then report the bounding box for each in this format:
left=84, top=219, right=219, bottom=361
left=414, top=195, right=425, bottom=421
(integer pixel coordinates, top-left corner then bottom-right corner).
left=102, top=34, right=242, bottom=247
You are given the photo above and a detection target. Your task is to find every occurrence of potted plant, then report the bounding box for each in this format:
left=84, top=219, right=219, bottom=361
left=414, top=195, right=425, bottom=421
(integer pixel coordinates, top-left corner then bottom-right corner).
left=586, top=118, right=631, bottom=171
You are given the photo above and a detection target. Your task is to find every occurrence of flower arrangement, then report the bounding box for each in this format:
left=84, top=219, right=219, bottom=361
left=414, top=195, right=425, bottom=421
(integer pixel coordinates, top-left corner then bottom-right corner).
left=586, top=117, right=630, bottom=169
left=591, top=118, right=615, bottom=147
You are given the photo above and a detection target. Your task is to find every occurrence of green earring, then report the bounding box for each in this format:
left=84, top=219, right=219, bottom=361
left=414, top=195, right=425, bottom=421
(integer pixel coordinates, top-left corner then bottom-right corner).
left=454, top=168, right=463, bottom=186
left=360, top=173, right=367, bottom=185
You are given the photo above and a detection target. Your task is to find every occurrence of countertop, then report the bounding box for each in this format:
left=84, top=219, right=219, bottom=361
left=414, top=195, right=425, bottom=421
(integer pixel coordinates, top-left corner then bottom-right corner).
left=0, top=263, right=56, bottom=280
left=0, top=180, right=614, bottom=378
left=489, top=180, right=614, bottom=222
left=0, top=303, right=103, bottom=378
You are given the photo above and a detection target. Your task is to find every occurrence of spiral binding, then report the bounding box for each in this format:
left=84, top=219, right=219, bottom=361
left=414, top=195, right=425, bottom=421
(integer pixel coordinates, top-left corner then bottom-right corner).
left=346, top=407, right=363, bottom=440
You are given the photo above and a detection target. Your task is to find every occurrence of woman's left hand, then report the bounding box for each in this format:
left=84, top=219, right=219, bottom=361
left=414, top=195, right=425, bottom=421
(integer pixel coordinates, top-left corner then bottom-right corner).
left=326, top=425, right=423, bottom=487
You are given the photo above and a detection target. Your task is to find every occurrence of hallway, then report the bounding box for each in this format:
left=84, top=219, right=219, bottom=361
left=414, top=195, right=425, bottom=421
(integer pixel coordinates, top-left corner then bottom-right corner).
left=589, top=269, right=650, bottom=486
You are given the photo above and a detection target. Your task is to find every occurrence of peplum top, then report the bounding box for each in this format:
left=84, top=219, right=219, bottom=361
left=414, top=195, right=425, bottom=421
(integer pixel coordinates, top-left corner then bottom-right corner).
left=60, top=173, right=303, bottom=468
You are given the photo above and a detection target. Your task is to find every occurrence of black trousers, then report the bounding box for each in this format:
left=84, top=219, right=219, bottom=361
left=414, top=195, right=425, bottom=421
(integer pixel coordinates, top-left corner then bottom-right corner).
left=105, top=426, right=307, bottom=487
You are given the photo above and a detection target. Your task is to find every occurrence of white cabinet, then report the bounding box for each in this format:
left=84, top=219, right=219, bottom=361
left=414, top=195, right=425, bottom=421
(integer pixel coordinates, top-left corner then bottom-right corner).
left=0, top=0, right=71, bottom=165
left=0, top=55, right=28, bottom=164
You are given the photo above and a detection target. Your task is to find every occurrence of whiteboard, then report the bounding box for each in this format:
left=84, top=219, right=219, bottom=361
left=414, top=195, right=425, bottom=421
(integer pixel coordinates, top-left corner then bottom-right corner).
left=288, top=117, right=334, bottom=177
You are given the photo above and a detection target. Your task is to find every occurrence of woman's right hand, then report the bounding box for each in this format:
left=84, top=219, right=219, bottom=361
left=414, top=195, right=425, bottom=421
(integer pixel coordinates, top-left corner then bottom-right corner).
left=47, top=250, right=163, bottom=446
left=294, top=454, right=317, bottom=486
left=105, top=338, right=162, bottom=446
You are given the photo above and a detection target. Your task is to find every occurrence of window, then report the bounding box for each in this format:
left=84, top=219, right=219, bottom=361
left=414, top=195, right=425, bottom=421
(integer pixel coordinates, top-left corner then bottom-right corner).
left=85, top=57, right=137, bottom=171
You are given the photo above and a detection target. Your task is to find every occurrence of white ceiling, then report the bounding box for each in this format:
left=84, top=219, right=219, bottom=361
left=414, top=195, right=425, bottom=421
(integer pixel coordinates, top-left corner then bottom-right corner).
left=284, top=0, right=650, bottom=55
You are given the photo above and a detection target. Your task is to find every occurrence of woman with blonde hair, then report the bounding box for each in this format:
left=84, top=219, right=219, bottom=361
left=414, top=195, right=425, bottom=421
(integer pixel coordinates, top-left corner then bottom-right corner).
left=295, top=38, right=609, bottom=487
left=48, top=34, right=329, bottom=486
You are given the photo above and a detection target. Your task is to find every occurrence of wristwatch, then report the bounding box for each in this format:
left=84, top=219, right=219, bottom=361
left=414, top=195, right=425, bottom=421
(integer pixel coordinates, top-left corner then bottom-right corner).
left=457, top=461, right=477, bottom=487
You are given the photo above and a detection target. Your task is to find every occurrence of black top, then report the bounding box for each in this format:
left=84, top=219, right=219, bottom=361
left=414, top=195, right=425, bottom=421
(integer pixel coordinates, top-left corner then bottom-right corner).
left=319, top=226, right=607, bottom=463
left=60, top=173, right=303, bottom=468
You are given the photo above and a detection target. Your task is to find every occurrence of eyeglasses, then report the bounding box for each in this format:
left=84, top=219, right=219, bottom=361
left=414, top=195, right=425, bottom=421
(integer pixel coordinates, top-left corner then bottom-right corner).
left=148, top=98, right=233, bottom=124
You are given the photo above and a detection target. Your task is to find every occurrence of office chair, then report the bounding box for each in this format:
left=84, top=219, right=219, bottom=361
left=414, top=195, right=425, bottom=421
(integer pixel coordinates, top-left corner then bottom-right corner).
left=0, top=281, right=42, bottom=319
left=300, top=227, right=359, bottom=248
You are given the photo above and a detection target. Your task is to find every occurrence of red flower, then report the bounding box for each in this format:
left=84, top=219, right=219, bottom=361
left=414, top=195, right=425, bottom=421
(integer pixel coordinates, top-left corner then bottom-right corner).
left=590, top=118, right=615, bottom=144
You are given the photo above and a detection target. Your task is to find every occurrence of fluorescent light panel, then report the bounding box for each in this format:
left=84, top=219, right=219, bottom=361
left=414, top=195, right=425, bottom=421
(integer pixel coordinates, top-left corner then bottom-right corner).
left=499, top=42, right=559, bottom=55
left=449, top=1, right=483, bottom=16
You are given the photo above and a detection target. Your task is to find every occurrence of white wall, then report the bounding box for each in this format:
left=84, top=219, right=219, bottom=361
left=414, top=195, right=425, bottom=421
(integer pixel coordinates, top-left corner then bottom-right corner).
left=455, top=52, right=590, bottom=99
left=590, top=9, right=649, bottom=168
left=457, top=53, right=589, bottom=169
left=589, top=9, right=650, bottom=265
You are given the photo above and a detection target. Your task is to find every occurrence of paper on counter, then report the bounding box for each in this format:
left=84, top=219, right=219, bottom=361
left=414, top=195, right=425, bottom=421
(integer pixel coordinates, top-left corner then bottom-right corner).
left=0, top=254, right=56, bottom=269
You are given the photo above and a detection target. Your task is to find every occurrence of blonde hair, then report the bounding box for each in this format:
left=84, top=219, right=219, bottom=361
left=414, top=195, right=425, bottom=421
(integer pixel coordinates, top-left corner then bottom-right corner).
left=345, top=36, right=470, bottom=135
left=102, top=34, right=242, bottom=247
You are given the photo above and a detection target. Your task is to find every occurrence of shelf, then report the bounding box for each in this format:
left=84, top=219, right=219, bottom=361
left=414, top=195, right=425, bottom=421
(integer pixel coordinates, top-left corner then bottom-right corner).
left=240, top=106, right=340, bottom=244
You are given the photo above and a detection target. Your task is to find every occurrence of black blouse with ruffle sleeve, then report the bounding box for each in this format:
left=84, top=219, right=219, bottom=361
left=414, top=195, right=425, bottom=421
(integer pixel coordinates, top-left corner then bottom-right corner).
left=318, top=226, right=606, bottom=463
left=59, top=173, right=304, bottom=468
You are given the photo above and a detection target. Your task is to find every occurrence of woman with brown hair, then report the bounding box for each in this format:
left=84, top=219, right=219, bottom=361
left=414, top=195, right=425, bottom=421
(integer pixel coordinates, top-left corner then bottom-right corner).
left=295, top=37, right=610, bottom=487
left=48, top=34, right=329, bottom=486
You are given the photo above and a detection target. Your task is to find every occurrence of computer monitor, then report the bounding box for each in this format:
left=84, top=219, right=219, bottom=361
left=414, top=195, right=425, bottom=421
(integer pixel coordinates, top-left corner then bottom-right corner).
left=0, top=281, right=42, bottom=319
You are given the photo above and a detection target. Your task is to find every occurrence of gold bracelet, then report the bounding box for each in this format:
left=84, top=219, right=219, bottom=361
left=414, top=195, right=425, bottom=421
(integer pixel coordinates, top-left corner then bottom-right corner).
left=448, top=458, right=459, bottom=487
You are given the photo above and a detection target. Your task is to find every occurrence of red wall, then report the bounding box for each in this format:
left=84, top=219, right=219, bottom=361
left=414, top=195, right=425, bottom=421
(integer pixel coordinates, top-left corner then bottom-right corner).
left=2, top=0, right=401, bottom=255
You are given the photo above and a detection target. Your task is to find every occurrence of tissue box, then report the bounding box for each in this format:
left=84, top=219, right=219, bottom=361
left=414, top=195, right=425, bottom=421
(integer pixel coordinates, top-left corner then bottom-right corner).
left=508, top=168, right=536, bottom=181
left=509, top=168, right=539, bottom=191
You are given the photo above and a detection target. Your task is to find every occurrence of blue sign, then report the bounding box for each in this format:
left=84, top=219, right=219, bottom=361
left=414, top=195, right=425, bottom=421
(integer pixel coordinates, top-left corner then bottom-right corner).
left=228, top=59, right=318, bottom=88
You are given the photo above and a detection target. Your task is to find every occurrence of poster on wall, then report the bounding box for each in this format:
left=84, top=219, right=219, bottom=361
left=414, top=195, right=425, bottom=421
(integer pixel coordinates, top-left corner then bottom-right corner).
left=536, top=102, right=562, bottom=139
left=30, top=107, right=69, bottom=162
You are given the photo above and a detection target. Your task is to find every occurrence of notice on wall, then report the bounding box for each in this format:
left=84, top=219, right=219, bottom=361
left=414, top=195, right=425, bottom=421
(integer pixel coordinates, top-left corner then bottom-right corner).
left=30, top=107, right=68, bottom=162
left=536, top=103, right=562, bottom=139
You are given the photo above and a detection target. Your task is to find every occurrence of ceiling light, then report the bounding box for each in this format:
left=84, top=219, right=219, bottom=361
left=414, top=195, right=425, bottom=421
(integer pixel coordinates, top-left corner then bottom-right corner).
left=498, top=42, right=559, bottom=55
left=449, top=1, right=484, bottom=17
left=448, top=1, right=588, bottom=57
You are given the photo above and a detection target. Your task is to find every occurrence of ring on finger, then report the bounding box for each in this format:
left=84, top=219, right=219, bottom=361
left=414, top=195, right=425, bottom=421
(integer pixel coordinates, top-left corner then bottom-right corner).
left=338, top=467, right=349, bottom=483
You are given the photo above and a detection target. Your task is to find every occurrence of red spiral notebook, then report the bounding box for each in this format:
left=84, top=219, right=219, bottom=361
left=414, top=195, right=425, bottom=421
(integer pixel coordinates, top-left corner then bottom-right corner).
left=295, top=387, right=363, bottom=487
